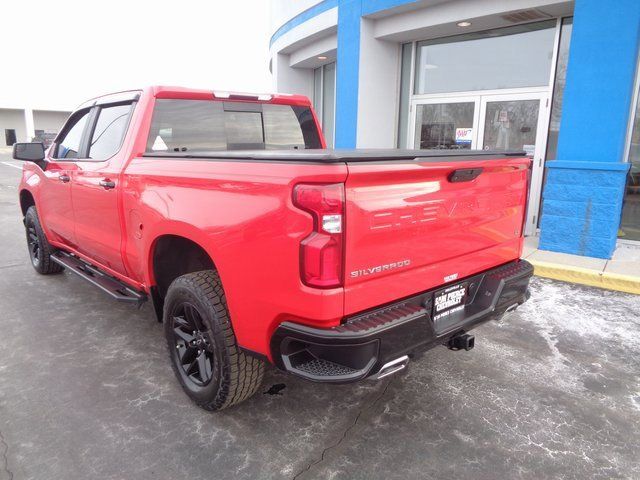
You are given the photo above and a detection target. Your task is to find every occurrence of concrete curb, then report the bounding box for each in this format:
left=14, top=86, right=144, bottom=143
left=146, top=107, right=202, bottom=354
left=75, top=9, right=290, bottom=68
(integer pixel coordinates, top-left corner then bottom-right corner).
left=529, top=259, right=640, bottom=295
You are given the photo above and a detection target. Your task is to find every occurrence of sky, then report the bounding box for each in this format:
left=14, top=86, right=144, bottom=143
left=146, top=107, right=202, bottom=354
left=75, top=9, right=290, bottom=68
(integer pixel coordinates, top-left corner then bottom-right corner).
left=0, top=0, right=274, bottom=111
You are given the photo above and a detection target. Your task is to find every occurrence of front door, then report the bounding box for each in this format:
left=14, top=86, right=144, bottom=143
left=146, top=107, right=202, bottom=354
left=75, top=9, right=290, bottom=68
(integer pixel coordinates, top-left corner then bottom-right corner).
left=39, top=109, right=92, bottom=247
left=411, top=92, right=549, bottom=235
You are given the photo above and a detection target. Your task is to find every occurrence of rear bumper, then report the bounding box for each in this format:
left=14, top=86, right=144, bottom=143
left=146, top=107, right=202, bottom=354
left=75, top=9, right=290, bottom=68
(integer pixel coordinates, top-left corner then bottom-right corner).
left=270, top=259, right=533, bottom=383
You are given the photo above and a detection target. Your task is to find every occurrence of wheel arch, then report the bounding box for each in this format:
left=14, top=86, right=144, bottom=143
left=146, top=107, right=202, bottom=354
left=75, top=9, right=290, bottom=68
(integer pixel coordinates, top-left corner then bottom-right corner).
left=19, top=189, right=36, bottom=216
left=147, top=233, right=217, bottom=321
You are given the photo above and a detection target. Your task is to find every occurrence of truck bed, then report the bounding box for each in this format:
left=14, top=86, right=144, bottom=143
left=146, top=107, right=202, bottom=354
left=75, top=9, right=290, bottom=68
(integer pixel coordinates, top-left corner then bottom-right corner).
left=137, top=149, right=531, bottom=318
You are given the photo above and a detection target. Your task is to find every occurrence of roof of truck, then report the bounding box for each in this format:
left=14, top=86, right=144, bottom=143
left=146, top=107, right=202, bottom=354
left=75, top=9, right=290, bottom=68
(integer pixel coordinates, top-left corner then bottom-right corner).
left=77, top=86, right=312, bottom=109
left=151, top=86, right=311, bottom=105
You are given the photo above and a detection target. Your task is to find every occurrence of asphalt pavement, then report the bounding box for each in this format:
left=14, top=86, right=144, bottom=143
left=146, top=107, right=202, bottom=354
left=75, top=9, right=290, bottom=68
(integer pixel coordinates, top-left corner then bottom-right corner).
left=0, top=154, right=639, bottom=480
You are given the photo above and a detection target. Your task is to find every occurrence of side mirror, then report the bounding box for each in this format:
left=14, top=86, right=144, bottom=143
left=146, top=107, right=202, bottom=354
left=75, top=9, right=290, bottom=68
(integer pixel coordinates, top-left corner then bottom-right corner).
left=13, top=142, right=45, bottom=162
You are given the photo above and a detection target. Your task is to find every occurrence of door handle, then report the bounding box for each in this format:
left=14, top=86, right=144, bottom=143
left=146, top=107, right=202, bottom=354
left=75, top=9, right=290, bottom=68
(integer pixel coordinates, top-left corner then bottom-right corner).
left=58, top=174, right=70, bottom=183
left=99, top=179, right=116, bottom=190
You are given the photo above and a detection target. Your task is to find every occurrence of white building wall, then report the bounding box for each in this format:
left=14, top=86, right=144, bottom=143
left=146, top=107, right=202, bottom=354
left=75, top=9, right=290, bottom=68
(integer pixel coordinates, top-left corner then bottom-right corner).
left=0, top=109, right=27, bottom=146
left=24, top=109, right=35, bottom=141
left=373, top=0, right=573, bottom=41
left=273, top=53, right=315, bottom=99
left=0, top=108, right=72, bottom=146
left=270, top=5, right=338, bottom=125
left=356, top=18, right=401, bottom=148
left=33, top=110, right=70, bottom=133
left=271, top=0, right=324, bottom=33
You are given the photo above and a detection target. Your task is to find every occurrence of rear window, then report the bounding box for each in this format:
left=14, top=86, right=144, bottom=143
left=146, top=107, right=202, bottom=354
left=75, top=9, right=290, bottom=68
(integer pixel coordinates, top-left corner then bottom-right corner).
left=146, top=99, right=322, bottom=153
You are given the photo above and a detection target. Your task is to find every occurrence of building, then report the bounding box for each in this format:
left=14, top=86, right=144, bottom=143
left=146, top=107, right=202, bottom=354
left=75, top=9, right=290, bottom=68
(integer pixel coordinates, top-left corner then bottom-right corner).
left=0, top=105, right=71, bottom=147
left=270, top=0, right=640, bottom=259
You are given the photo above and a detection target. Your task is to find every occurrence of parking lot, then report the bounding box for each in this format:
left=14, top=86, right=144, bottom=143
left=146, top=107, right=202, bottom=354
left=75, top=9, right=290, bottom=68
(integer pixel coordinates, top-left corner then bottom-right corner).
left=0, top=154, right=639, bottom=480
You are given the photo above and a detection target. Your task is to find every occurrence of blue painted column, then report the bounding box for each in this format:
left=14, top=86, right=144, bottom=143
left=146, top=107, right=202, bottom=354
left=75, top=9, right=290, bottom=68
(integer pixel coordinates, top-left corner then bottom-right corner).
left=335, top=0, right=362, bottom=148
left=539, top=0, right=640, bottom=258
left=334, top=0, right=419, bottom=147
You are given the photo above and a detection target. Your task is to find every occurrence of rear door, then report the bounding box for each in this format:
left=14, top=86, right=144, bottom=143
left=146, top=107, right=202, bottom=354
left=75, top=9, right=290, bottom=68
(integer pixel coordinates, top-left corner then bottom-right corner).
left=70, top=101, right=135, bottom=275
left=39, top=109, right=91, bottom=246
left=342, top=156, right=530, bottom=314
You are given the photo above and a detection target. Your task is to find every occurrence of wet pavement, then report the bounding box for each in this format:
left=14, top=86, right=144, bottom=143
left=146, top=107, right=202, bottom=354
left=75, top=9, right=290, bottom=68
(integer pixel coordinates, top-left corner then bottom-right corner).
left=0, top=156, right=639, bottom=480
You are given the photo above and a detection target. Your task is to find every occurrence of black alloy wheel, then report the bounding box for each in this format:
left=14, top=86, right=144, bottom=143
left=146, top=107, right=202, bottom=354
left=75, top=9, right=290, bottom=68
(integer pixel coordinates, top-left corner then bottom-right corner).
left=24, top=206, right=63, bottom=274
left=170, top=302, right=215, bottom=386
left=26, top=219, right=40, bottom=268
left=162, top=270, right=265, bottom=411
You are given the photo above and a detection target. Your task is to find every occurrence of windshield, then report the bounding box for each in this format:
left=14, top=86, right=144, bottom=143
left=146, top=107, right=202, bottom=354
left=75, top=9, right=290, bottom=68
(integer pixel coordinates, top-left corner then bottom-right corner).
left=146, top=99, right=322, bottom=153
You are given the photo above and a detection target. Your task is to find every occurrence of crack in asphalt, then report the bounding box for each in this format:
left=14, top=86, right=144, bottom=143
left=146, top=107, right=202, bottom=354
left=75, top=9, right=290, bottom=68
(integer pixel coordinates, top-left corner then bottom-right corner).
left=0, top=263, right=23, bottom=271
left=0, top=427, right=13, bottom=480
left=292, top=377, right=396, bottom=480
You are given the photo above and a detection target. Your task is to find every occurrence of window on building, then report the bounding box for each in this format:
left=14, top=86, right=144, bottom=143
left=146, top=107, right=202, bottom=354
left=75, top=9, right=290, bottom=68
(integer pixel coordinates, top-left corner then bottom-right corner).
left=53, top=110, right=91, bottom=159
left=313, top=62, right=336, bottom=147
left=537, top=17, right=573, bottom=228
left=414, top=21, right=557, bottom=95
left=145, top=99, right=321, bottom=152
left=622, top=72, right=640, bottom=241
left=89, top=104, right=133, bottom=160
left=313, top=67, right=322, bottom=123
left=546, top=17, right=573, bottom=160
left=397, top=43, right=412, bottom=148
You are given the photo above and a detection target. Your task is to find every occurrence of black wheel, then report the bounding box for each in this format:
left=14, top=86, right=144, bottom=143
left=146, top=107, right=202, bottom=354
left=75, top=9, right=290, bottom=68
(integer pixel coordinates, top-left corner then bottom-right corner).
left=24, top=206, right=63, bottom=275
left=163, top=270, right=264, bottom=411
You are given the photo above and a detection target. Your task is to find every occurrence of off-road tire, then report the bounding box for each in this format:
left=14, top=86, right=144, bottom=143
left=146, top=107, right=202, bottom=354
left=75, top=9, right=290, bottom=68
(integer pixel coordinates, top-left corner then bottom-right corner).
left=163, top=270, right=265, bottom=411
left=24, top=206, right=63, bottom=275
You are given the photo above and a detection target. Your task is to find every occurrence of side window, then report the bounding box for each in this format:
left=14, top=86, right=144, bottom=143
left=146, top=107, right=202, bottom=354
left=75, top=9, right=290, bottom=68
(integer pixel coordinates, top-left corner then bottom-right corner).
left=89, top=104, right=133, bottom=160
left=53, top=110, right=90, bottom=159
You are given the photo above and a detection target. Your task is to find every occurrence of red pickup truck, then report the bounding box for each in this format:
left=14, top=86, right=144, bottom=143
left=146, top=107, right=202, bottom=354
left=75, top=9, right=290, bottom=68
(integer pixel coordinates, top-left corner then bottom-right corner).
left=13, top=86, right=533, bottom=411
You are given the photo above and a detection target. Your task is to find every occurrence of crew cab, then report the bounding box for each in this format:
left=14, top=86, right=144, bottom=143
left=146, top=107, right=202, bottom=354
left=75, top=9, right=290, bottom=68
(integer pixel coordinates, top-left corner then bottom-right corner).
left=13, top=86, right=533, bottom=410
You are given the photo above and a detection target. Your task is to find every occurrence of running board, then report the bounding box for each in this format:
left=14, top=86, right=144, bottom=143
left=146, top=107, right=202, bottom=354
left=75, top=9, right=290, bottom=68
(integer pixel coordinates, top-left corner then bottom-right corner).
left=51, top=252, right=147, bottom=305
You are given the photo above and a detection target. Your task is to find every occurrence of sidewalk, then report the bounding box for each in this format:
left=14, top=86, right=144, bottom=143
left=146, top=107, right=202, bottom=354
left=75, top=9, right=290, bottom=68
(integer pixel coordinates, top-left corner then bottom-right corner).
left=524, top=236, right=640, bottom=295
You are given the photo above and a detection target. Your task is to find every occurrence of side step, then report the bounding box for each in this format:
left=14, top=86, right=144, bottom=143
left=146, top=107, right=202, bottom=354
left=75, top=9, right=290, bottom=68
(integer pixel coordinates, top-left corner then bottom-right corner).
left=51, top=251, right=147, bottom=305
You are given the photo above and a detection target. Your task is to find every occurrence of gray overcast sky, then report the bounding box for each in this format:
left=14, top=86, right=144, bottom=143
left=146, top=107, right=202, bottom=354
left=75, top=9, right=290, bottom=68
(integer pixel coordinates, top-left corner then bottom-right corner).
left=1, top=0, right=274, bottom=111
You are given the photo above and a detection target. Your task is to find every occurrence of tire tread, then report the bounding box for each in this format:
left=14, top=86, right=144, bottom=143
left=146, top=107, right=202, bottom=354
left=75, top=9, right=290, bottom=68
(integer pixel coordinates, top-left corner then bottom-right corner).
left=164, top=270, right=264, bottom=411
left=25, top=206, right=63, bottom=275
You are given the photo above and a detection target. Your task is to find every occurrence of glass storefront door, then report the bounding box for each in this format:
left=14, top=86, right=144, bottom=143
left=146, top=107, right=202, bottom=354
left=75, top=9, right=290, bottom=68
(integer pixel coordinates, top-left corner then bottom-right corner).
left=480, top=100, right=540, bottom=152
left=411, top=92, right=549, bottom=234
left=479, top=93, right=548, bottom=234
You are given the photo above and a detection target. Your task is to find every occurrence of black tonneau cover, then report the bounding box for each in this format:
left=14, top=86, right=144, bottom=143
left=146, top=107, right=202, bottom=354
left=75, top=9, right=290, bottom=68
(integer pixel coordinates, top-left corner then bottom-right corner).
left=143, top=149, right=526, bottom=163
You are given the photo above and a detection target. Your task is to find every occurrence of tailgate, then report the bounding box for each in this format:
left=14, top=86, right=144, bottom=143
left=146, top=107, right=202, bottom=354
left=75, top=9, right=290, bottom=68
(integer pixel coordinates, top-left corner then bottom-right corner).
left=343, top=157, right=530, bottom=315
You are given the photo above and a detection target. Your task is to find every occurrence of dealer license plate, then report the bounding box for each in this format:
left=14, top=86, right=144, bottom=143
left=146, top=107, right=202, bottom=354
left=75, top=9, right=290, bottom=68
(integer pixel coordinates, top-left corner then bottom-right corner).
left=432, top=282, right=467, bottom=324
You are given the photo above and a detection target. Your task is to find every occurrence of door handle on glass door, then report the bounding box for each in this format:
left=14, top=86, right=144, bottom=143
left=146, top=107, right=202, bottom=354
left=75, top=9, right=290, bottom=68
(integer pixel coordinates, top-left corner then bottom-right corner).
left=58, top=174, right=70, bottom=183
left=99, top=179, right=116, bottom=190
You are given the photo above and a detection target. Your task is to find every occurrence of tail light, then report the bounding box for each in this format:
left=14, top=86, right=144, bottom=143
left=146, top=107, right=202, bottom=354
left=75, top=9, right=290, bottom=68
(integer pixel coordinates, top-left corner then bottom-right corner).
left=293, top=183, right=344, bottom=288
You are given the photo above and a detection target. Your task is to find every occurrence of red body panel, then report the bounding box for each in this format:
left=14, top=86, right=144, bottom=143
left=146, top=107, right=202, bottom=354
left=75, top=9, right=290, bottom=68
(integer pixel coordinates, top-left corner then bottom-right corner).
left=72, top=156, right=128, bottom=274
left=18, top=86, right=530, bottom=362
left=37, top=159, right=76, bottom=246
left=120, top=158, right=347, bottom=354
left=342, top=159, right=529, bottom=314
